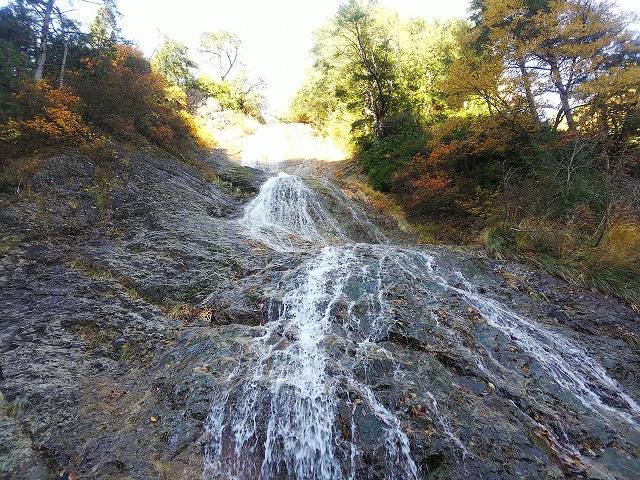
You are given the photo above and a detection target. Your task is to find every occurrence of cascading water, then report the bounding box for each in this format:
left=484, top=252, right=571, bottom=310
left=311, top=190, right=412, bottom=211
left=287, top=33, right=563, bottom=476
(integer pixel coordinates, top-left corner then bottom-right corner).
left=239, top=172, right=348, bottom=252
left=203, top=171, right=640, bottom=479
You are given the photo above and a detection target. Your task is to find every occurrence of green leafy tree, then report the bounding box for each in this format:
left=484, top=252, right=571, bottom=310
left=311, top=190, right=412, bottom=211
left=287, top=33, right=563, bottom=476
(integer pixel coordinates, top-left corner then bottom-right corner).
left=194, top=73, right=264, bottom=119
left=290, top=2, right=399, bottom=139
left=290, top=2, right=459, bottom=186
left=0, top=2, right=35, bottom=105
left=330, top=0, right=397, bottom=138
left=151, top=38, right=196, bottom=87
left=393, top=18, right=460, bottom=125
left=89, top=1, right=121, bottom=52
left=195, top=30, right=264, bottom=118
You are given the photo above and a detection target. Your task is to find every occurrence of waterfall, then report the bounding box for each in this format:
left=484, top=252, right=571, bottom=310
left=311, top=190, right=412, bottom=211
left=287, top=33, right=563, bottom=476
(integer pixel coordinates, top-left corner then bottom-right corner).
left=203, top=172, right=640, bottom=479
left=239, top=172, right=348, bottom=252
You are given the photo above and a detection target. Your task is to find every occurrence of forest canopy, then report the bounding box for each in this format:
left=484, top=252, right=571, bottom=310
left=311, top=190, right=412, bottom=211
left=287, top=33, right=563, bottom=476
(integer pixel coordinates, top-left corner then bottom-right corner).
left=290, top=0, right=640, bottom=303
left=0, top=0, right=264, bottom=167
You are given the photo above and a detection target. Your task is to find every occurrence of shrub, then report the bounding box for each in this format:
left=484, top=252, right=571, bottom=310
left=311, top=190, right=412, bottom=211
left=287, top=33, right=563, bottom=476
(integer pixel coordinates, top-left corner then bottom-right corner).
left=193, top=75, right=263, bottom=120
left=0, top=39, right=30, bottom=105
left=483, top=219, right=640, bottom=304
left=390, top=113, right=525, bottom=226
left=0, top=81, right=89, bottom=162
left=584, top=222, right=640, bottom=302
left=1, top=43, right=215, bottom=181
left=360, top=130, right=427, bottom=191
left=69, top=45, right=197, bottom=153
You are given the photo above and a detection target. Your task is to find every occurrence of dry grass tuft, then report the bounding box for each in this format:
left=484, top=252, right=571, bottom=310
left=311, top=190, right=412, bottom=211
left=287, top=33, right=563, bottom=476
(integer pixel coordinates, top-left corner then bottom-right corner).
left=484, top=219, right=640, bottom=305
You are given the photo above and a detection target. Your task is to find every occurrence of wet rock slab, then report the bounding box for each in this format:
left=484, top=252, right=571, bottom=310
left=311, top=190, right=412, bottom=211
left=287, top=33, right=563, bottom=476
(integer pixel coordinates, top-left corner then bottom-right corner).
left=1, top=153, right=639, bottom=479
left=0, top=150, right=272, bottom=479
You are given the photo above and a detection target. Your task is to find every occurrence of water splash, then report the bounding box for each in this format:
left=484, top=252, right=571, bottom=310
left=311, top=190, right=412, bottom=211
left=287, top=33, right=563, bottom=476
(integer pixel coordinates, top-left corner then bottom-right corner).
left=386, top=248, right=640, bottom=426
left=449, top=276, right=640, bottom=425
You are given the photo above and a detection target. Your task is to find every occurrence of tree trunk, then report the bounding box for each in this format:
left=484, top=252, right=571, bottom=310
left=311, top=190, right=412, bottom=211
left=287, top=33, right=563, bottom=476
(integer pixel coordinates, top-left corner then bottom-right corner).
left=34, top=0, right=56, bottom=82
left=517, top=56, right=539, bottom=125
left=58, top=39, right=68, bottom=88
left=548, top=56, right=576, bottom=132
left=373, top=111, right=384, bottom=139
left=373, top=85, right=387, bottom=139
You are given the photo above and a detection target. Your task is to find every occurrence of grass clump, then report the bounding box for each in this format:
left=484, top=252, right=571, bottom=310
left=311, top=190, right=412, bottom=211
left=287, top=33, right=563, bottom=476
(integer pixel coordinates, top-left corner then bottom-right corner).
left=484, top=220, right=640, bottom=306
left=165, top=302, right=213, bottom=324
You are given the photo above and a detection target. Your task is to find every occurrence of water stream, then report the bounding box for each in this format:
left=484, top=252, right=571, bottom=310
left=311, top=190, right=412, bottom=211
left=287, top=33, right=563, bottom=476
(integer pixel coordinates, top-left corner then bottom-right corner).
left=203, top=171, right=640, bottom=479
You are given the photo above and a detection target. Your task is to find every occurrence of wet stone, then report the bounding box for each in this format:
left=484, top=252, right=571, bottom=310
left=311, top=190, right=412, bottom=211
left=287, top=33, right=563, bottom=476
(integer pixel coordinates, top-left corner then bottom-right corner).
left=1, top=155, right=639, bottom=479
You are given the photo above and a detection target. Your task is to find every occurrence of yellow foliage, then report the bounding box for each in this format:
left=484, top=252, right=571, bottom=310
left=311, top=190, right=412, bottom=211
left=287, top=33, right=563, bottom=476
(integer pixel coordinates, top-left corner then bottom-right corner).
left=1, top=81, right=89, bottom=156
left=598, top=222, right=640, bottom=264
left=165, top=85, right=188, bottom=109
left=179, top=110, right=217, bottom=148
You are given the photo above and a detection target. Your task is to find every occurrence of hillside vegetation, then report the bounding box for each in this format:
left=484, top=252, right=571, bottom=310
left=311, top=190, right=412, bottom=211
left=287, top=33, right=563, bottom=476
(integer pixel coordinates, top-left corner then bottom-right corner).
left=0, top=0, right=263, bottom=192
left=289, top=0, right=640, bottom=305
left=2, top=0, right=639, bottom=305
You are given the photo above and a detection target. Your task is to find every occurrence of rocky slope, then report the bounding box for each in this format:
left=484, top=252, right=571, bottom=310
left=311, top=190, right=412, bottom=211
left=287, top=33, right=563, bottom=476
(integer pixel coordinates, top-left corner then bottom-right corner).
left=1, top=149, right=639, bottom=479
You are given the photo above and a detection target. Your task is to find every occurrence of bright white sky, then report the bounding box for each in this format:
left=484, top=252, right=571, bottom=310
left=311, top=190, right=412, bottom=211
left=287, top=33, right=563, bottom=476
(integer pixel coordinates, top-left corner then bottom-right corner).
left=3, top=0, right=640, bottom=114
left=94, top=0, right=471, bottom=114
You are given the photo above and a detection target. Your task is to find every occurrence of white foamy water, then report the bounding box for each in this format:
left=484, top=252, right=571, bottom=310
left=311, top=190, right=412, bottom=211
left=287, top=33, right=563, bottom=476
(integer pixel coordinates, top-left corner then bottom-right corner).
left=389, top=249, right=640, bottom=426
left=452, top=281, right=640, bottom=424
left=204, top=245, right=420, bottom=479
left=239, top=172, right=347, bottom=251
left=204, top=172, right=639, bottom=479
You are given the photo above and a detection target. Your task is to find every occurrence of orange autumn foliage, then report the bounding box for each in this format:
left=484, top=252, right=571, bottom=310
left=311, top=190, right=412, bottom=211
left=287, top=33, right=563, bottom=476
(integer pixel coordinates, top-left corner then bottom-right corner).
left=1, top=45, right=207, bottom=164
left=395, top=148, right=453, bottom=211
left=0, top=81, right=89, bottom=154
left=70, top=45, right=196, bottom=152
